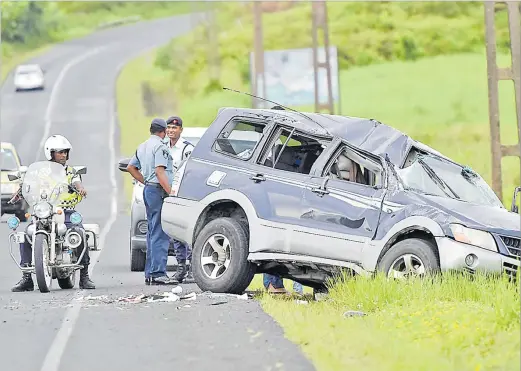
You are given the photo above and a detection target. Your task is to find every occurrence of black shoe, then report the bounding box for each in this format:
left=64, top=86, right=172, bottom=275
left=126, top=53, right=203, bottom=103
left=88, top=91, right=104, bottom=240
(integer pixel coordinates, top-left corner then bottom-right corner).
left=145, top=277, right=151, bottom=285
left=79, top=269, right=96, bottom=289
left=151, top=275, right=177, bottom=285
left=12, top=274, right=34, bottom=292
left=173, top=260, right=188, bottom=283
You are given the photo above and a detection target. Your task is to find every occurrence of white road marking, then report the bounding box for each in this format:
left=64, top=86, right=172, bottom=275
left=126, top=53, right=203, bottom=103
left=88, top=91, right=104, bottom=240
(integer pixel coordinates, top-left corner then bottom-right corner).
left=35, top=46, right=107, bottom=163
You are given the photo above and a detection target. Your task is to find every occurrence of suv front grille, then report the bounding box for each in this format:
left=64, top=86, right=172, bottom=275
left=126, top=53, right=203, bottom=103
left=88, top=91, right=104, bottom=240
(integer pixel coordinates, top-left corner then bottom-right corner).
left=500, top=236, right=521, bottom=260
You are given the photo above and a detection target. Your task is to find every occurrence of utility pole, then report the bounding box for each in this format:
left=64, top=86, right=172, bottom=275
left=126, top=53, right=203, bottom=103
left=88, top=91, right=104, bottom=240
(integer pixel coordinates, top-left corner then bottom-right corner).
left=206, top=1, right=220, bottom=82
left=484, top=1, right=521, bottom=203
left=311, top=1, right=334, bottom=114
left=252, top=1, right=266, bottom=108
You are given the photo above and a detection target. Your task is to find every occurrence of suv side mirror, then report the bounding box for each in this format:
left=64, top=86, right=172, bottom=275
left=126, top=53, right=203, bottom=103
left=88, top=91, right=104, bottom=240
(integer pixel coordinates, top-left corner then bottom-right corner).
left=19, top=165, right=28, bottom=173
left=118, top=158, right=130, bottom=173
left=511, top=186, right=521, bottom=213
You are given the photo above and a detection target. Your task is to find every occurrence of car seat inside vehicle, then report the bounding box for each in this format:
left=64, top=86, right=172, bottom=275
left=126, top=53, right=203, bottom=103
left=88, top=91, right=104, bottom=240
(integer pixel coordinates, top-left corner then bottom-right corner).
left=329, top=152, right=370, bottom=185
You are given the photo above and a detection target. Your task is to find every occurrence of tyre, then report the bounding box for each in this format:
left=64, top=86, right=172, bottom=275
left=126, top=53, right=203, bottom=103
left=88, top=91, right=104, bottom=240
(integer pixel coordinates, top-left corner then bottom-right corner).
left=57, top=271, right=76, bottom=289
left=192, top=217, right=256, bottom=294
left=377, top=238, right=440, bottom=279
left=130, top=243, right=146, bottom=272
left=34, top=233, right=51, bottom=293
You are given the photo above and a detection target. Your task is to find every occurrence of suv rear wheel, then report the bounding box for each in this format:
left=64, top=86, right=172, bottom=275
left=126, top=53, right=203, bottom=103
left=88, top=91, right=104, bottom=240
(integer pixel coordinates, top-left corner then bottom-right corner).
left=377, top=238, right=440, bottom=279
left=192, top=217, right=256, bottom=294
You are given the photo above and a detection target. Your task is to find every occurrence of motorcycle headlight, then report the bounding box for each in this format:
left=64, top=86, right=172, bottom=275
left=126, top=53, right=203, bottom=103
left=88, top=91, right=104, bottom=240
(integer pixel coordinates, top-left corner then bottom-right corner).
left=7, top=216, right=20, bottom=230
left=33, top=202, right=52, bottom=219
left=70, top=212, right=82, bottom=225
left=449, top=224, right=498, bottom=252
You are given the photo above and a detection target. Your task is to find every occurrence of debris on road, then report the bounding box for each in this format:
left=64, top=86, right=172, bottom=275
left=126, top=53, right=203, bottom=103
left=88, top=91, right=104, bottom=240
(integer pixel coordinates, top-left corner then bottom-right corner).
left=181, top=292, right=196, bottom=301
left=69, top=289, right=254, bottom=308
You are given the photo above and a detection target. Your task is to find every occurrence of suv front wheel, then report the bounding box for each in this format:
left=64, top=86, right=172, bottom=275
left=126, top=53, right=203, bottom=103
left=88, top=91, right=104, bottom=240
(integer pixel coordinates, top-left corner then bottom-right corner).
left=192, top=217, right=256, bottom=294
left=377, top=238, right=440, bottom=279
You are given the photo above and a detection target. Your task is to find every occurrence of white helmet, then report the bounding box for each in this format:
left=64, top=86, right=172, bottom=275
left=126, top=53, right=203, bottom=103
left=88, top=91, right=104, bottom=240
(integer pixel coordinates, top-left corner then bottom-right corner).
left=44, top=135, right=72, bottom=160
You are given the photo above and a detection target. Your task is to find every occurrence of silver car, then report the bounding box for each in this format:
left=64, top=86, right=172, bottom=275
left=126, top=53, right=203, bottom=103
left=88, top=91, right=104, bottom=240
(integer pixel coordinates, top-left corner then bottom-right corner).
left=14, top=64, right=45, bottom=91
left=119, top=127, right=207, bottom=271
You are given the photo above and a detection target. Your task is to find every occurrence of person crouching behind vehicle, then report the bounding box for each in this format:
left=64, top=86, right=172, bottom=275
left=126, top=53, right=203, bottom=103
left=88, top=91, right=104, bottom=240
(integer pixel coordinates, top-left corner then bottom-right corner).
left=164, top=115, right=195, bottom=283
left=11, top=135, right=95, bottom=292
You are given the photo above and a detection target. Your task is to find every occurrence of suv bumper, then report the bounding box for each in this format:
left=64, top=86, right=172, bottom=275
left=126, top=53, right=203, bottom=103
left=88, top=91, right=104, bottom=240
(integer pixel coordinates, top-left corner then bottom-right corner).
left=436, top=236, right=520, bottom=277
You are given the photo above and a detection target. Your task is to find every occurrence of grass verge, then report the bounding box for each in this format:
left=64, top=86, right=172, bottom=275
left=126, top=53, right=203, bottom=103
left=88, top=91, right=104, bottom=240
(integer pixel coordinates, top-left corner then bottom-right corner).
left=259, top=272, right=520, bottom=371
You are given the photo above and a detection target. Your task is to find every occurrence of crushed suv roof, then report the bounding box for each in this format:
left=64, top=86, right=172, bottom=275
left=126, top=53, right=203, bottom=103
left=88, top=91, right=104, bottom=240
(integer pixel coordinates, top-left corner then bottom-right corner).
left=221, top=107, right=448, bottom=167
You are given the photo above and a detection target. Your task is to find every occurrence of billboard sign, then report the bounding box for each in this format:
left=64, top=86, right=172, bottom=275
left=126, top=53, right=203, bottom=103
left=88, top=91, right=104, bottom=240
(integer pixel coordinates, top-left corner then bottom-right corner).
left=249, top=46, right=340, bottom=109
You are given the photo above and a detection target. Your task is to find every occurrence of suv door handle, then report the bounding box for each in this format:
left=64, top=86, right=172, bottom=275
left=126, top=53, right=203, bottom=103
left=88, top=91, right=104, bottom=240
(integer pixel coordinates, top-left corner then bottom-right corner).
left=250, top=174, right=266, bottom=182
left=311, top=187, right=329, bottom=196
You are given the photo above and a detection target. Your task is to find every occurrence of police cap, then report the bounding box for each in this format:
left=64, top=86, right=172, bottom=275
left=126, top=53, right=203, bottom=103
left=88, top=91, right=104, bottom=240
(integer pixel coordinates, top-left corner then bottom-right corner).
left=150, top=118, right=167, bottom=129
left=166, top=116, right=183, bottom=127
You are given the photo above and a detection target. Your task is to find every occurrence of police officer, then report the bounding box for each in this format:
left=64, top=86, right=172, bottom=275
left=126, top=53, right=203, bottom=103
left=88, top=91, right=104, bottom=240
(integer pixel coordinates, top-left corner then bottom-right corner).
left=164, top=115, right=194, bottom=283
left=11, top=135, right=95, bottom=292
left=127, top=118, right=177, bottom=285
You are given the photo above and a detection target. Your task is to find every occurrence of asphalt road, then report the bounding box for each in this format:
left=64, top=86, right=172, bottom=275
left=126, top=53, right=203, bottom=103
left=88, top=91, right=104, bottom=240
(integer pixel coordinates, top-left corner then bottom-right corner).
left=0, top=14, right=315, bottom=371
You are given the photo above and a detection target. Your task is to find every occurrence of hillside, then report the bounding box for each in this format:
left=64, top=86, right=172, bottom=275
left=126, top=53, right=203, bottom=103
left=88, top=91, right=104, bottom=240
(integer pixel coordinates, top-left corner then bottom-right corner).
left=151, top=1, right=512, bottom=96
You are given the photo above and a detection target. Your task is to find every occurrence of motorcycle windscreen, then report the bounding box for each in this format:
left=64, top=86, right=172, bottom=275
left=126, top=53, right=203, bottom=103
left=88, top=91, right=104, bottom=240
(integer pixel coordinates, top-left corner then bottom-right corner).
left=21, top=161, right=69, bottom=206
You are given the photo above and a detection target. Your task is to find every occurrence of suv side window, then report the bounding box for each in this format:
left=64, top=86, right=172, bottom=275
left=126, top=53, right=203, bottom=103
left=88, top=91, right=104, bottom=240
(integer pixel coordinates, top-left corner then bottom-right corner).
left=213, top=118, right=267, bottom=160
left=258, top=126, right=327, bottom=175
left=323, top=146, right=382, bottom=187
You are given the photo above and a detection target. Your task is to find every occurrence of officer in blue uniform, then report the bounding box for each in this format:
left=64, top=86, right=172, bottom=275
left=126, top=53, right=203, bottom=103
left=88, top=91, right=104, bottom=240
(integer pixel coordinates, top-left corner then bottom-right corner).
left=127, top=118, right=177, bottom=285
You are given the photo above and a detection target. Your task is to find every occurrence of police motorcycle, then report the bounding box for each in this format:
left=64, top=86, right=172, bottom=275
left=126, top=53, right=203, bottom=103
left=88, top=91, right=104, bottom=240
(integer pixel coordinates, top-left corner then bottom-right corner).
left=6, top=160, right=100, bottom=293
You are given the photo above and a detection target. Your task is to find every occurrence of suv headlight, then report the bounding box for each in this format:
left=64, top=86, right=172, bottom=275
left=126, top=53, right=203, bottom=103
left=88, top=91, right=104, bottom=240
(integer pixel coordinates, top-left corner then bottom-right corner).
left=33, top=202, right=52, bottom=219
left=449, top=224, right=498, bottom=252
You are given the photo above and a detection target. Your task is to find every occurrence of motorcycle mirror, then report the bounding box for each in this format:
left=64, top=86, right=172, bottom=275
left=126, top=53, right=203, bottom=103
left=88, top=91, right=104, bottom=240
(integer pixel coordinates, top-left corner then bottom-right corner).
left=8, top=172, right=20, bottom=181
left=118, top=157, right=131, bottom=173
left=73, top=166, right=87, bottom=175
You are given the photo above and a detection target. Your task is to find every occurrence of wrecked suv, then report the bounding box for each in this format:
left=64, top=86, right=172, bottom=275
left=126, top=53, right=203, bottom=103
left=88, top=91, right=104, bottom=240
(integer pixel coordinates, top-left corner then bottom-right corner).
left=161, top=107, right=521, bottom=293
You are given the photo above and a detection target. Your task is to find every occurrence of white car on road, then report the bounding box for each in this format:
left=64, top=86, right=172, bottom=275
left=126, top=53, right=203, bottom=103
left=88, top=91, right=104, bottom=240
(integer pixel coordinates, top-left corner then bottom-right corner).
left=119, top=126, right=207, bottom=271
left=14, top=64, right=45, bottom=91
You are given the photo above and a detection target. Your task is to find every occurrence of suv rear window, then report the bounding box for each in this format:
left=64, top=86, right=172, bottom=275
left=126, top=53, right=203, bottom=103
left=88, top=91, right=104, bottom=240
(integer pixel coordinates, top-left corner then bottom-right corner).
left=213, top=119, right=266, bottom=160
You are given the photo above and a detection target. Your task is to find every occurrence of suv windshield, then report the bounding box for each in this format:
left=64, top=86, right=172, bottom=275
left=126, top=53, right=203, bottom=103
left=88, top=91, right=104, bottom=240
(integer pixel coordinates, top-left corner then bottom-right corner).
left=396, top=154, right=503, bottom=208
left=1, top=149, right=19, bottom=171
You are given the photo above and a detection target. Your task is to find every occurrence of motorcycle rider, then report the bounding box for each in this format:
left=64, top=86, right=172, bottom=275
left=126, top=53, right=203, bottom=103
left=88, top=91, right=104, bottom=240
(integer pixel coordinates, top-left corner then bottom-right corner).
left=10, top=135, right=95, bottom=292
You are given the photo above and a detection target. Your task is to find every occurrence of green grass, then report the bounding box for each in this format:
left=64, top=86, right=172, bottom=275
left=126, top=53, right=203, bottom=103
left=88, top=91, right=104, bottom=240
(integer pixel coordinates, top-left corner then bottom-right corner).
left=154, top=1, right=511, bottom=93
left=258, top=272, right=520, bottom=371
left=116, top=50, right=519, bottom=206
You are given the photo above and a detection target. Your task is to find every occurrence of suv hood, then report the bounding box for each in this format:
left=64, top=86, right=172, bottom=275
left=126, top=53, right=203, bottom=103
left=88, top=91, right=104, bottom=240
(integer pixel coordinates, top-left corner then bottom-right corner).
left=413, top=194, right=521, bottom=238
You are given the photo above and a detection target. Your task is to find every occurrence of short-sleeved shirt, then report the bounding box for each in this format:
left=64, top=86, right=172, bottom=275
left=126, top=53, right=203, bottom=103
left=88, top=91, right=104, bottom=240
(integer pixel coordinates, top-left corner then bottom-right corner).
left=129, top=135, right=174, bottom=185
left=163, top=137, right=195, bottom=171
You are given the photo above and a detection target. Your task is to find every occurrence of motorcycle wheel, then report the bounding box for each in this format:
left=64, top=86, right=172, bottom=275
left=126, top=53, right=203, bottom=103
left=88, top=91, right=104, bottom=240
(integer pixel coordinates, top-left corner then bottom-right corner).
left=34, top=234, right=52, bottom=293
